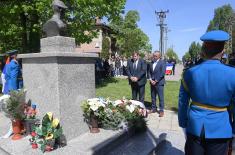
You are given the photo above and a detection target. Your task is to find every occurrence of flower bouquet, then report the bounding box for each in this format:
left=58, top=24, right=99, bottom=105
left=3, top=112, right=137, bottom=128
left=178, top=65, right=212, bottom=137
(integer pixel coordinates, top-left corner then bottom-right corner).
left=24, top=100, right=40, bottom=135
left=81, top=97, right=147, bottom=133
left=81, top=98, right=107, bottom=133
left=114, top=98, right=147, bottom=133
left=29, top=112, right=65, bottom=152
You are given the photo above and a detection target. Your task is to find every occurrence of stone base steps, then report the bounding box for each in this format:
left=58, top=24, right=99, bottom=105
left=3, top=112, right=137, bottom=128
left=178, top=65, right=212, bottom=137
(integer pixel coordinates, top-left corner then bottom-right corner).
left=0, top=110, right=186, bottom=155
left=0, top=128, right=163, bottom=155
left=0, top=128, right=139, bottom=155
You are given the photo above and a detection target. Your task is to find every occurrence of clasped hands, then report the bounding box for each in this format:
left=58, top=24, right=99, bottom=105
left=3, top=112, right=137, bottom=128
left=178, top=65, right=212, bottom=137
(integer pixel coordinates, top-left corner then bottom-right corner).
left=150, top=79, right=158, bottom=85
left=130, top=76, right=138, bottom=82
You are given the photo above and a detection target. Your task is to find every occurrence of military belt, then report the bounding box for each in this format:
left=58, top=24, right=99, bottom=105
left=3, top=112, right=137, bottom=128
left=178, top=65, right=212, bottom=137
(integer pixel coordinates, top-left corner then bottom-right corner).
left=191, top=101, right=227, bottom=112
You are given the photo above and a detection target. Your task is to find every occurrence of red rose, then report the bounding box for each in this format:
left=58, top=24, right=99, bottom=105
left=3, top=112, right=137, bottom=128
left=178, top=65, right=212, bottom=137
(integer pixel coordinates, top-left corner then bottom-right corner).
left=31, top=132, right=37, bottom=137
left=32, top=143, right=38, bottom=149
left=45, top=145, right=53, bottom=152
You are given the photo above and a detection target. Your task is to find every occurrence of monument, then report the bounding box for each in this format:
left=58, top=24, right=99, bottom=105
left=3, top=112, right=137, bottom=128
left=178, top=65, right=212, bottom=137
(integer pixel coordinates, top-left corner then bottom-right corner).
left=18, top=0, right=98, bottom=141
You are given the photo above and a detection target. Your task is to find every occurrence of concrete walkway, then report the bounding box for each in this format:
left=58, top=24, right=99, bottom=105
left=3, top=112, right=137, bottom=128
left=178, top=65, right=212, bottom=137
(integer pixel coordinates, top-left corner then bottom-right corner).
left=146, top=110, right=185, bottom=155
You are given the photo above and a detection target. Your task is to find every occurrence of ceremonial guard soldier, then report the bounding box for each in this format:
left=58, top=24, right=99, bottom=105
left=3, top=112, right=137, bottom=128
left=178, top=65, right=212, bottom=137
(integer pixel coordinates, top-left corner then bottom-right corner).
left=5, top=50, right=21, bottom=92
left=178, top=30, right=235, bottom=155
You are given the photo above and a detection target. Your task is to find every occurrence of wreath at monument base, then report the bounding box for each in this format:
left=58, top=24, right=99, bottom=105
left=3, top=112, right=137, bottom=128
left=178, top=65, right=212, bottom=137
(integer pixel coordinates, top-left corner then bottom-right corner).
left=81, top=97, right=147, bottom=133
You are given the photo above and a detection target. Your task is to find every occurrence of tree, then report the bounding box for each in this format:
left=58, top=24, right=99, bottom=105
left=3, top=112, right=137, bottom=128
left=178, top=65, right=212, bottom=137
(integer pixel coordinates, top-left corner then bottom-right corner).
left=188, top=42, right=201, bottom=61
left=109, top=10, right=152, bottom=57
left=0, top=0, right=126, bottom=53
left=183, top=52, right=191, bottom=60
left=101, top=37, right=110, bottom=59
left=165, top=48, right=179, bottom=61
left=207, top=4, right=233, bottom=32
left=206, top=4, right=234, bottom=53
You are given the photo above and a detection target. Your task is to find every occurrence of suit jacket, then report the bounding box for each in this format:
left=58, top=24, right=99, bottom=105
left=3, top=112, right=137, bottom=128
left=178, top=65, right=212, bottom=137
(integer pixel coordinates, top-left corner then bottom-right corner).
left=178, top=60, right=235, bottom=138
left=126, top=58, right=147, bottom=86
left=149, top=59, right=166, bottom=86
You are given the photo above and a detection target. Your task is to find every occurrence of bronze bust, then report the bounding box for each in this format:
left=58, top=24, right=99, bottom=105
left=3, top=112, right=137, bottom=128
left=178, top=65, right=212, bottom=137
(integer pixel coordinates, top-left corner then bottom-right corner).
left=43, top=0, right=68, bottom=37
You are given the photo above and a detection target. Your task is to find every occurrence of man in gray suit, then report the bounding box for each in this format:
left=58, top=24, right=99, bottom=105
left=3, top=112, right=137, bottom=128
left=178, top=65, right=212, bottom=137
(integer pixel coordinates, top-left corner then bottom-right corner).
left=126, top=52, right=147, bottom=103
left=149, top=51, right=166, bottom=117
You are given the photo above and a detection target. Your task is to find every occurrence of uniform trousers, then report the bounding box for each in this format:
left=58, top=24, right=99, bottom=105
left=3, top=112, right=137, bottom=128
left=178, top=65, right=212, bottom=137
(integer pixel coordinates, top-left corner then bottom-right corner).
left=185, top=133, right=230, bottom=155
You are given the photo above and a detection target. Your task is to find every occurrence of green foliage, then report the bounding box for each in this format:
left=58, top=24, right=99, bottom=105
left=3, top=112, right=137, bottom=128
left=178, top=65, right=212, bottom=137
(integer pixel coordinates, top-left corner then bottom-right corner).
left=188, top=42, right=201, bottom=60
left=100, top=107, right=125, bottom=130
left=3, top=89, right=26, bottom=120
left=207, top=4, right=233, bottom=32
left=183, top=52, right=191, bottom=60
left=101, top=37, right=110, bottom=59
left=0, top=0, right=126, bottom=53
left=165, top=48, right=179, bottom=61
left=109, top=10, right=152, bottom=57
left=206, top=4, right=234, bottom=53
left=30, top=112, right=63, bottom=152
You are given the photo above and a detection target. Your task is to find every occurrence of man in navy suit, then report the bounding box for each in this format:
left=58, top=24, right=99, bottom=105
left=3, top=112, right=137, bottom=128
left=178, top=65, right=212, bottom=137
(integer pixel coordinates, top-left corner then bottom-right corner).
left=126, top=52, right=147, bottom=103
left=149, top=51, right=166, bottom=117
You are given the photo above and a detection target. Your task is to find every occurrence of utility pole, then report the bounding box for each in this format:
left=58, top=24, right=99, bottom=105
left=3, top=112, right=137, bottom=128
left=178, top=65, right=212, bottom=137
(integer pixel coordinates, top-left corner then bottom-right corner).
left=164, top=26, right=171, bottom=54
left=155, top=10, right=169, bottom=56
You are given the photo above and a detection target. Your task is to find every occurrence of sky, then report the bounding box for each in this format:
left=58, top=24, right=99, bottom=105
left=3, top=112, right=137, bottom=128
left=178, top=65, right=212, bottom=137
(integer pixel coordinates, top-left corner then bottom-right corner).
left=125, top=0, right=235, bottom=59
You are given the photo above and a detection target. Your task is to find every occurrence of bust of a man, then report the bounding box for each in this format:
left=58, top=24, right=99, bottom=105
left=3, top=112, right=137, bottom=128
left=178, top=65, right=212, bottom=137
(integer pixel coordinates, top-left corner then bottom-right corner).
left=43, top=0, right=68, bottom=37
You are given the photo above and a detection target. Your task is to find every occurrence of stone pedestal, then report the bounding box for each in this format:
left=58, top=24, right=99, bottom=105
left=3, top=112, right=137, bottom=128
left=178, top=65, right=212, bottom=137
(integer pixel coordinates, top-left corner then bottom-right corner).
left=41, top=36, right=76, bottom=53
left=19, top=37, right=98, bottom=141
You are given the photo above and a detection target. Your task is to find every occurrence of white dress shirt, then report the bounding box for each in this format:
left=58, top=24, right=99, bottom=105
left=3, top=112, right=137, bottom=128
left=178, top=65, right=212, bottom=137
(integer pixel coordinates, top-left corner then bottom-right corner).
left=133, top=60, right=139, bottom=69
left=152, top=59, right=159, bottom=71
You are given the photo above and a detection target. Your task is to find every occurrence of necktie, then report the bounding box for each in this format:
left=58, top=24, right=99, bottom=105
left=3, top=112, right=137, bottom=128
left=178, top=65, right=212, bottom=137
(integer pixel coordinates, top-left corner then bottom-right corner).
left=133, top=61, right=137, bottom=70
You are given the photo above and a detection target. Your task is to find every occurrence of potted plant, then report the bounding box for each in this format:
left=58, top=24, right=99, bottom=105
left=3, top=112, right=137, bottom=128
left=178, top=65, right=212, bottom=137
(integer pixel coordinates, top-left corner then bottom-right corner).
left=29, top=112, right=64, bottom=152
left=2, top=89, right=26, bottom=140
left=24, top=100, right=40, bottom=135
left=81, top=98, right=106, bottom=133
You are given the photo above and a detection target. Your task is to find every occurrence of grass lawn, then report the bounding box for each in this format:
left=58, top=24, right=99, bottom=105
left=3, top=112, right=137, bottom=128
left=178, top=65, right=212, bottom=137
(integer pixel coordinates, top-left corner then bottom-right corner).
left=96, top=77, right=180, bottom=111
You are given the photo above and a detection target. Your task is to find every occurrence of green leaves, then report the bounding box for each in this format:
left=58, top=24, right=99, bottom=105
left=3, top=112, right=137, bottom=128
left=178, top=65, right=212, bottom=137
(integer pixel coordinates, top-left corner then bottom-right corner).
left=3, top=90, right=26, bottom=120
left=110, top=10, right=152, bottom=57
left=101, top=37, right=110, bottom=59
left=207, top=4, right=233, bottom=32
left=188, top=42, right=201, bottom=60
left=165, top=48, right=179, bottom=61
left=31, top=112, right=64, bottom=152
left=0, top=0, right=126, bottom=53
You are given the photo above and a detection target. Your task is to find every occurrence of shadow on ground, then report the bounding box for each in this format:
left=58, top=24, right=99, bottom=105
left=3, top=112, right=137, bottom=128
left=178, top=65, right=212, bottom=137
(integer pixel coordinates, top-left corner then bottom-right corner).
left=144, top=101, right=152, bottom=109
left=153, top=133, right=184, bottom=155
left=96, top=77, right=118, bottom=88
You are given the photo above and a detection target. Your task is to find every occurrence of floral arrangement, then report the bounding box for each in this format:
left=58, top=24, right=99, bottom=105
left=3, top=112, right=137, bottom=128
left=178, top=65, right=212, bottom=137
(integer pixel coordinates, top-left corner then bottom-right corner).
left=81, top=97, right=147, bottom=132
left=24, top=100, right=37, bottom=120
left=29, top=112, right=65, bottom=152
left=3, top=89, right=26, bottom=121
left=24, top=100, right=40, bottom=135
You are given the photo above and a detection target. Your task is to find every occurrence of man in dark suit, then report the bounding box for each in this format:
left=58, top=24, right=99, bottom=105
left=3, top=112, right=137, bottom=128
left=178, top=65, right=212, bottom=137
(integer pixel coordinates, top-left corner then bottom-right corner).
left=126, top=52, right=147, bottom=103
left=149, top=51, right=166, bottom=117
